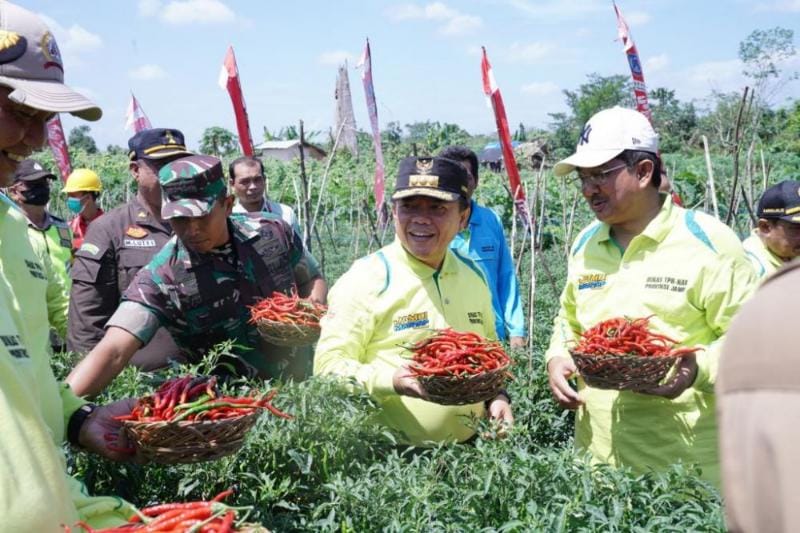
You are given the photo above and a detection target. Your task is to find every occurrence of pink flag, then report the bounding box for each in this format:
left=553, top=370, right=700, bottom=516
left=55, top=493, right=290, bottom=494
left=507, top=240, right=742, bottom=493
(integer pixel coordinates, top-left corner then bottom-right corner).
left=125, top=92, right=152, bottom=133
left=46, top=115, right=71, bottom=182
left=357, top=38, right=386, bottom=224
left=218, top=46, right=254, bottom=156
left=481, top=47, right=529, bottom=227
left=613, top=2, right=651, bottom=120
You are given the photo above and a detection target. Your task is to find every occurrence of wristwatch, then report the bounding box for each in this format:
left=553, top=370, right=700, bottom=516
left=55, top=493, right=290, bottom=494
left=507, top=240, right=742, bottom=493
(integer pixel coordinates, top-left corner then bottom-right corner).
left=67, top=403, right=97, bottom=447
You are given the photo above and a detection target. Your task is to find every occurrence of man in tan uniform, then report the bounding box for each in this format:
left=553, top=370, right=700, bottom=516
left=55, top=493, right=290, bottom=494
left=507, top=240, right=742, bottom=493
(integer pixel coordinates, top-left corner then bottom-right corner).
left=718, top=260, right=800, bottom=532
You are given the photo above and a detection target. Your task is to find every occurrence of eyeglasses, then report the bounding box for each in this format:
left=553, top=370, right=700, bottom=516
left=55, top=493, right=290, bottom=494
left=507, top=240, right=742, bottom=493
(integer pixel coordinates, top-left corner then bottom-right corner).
left=574, top=163, right=628, bottom=187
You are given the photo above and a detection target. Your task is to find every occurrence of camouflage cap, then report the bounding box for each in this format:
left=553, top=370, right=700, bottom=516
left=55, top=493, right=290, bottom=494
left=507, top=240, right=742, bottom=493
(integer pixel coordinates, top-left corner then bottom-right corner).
left=159, top=154, right=227, bottom=219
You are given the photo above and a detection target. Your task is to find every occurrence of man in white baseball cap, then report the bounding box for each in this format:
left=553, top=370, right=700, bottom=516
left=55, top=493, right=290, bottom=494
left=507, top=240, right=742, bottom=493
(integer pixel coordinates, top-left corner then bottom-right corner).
left=544, top=106, right=757, bottom=486
left=0, top=2, right=136, bottom=530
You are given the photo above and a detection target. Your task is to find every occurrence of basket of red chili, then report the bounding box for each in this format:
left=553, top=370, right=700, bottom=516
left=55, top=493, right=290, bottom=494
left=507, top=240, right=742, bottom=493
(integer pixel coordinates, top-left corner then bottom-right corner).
left=115, top=375, right=293, bottom=464
left=569, top=316, right=700, bottom=391
left=406, top=328, right=512, bottom=406
left=249, top=291, right=326, bottom=347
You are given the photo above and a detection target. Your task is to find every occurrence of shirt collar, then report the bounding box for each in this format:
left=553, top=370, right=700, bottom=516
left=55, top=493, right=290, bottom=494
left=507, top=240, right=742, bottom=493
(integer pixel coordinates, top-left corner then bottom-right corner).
left=387, top=238, right=458, bottom=279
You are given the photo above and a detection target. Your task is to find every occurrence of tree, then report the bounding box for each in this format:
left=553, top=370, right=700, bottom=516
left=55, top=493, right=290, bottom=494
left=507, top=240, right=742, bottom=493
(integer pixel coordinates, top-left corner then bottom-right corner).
left=739, top=27, right=797, bottom=94
left=68, top=125, right=98, bottom=154
left=649, top=87, right=698, bottom=153
left=199, top=126, right=238, bottom=158
left=513, top=123, right=528, bottom=142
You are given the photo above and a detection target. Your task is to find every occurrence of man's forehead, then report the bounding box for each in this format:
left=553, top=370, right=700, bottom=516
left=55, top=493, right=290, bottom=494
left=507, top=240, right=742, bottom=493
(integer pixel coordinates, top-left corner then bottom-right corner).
left=233, top=161, right=262, bottom=176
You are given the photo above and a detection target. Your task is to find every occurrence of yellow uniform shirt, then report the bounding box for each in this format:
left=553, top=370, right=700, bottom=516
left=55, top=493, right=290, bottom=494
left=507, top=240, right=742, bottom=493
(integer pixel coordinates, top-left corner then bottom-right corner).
left=742, top=230, right=783, bottom=278
left=24, top=218, right=70, bottom=339
left=315, top=238, right=496, bottom=445
left=545, top=197, right=758, bottom=486
left=0, top=197, right=132, bottom=529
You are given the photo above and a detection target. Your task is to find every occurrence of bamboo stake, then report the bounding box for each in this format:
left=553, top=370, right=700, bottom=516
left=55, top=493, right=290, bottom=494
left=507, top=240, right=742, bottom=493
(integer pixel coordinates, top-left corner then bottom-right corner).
left=760, top=148, right=768, bottom=193
left=702, top=135, right=720, bottom=219
left=298, top=120, right=313, bottom=251
left=725, top=87, right=750, bottom=225
left=309, top=121, right=346, bottom=240
left=564, top=188, right=580, bottom=258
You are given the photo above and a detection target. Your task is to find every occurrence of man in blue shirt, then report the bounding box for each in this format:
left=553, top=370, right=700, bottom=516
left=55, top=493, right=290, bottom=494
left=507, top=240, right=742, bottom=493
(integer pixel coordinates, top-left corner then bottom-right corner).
left=439, top=146, right=526, bottom=348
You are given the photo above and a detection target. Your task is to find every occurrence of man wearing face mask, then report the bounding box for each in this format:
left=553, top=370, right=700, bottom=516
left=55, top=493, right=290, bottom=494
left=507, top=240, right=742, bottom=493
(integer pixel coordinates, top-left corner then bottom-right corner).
left=63, top=167, right=103, bottom=251
left=7, top=159, right=72, bottom=290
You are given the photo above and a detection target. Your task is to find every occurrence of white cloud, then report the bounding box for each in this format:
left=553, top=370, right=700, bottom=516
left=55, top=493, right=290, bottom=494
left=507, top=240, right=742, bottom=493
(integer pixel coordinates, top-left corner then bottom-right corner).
left=754, top=0, right=800, bottom=12
left=625, top=11, right=651, bottom=26
left=139, top=0, right=236, bottom=25
left=318, top=50, right=356, bottom=66
left=506, top=0, right=606, bottom=19
left=138, top=0, right=162, bottom=17
left=386, top=2, right=482, bottom=36
left=644, top=53, right=669, bottom=74
left=520, top=81, right=559, bottom=96
left=128, top=64, right=168, bottom=81
left=686, top=59, right=742, bottom=85
left=507, top=42, right=554, bottom=64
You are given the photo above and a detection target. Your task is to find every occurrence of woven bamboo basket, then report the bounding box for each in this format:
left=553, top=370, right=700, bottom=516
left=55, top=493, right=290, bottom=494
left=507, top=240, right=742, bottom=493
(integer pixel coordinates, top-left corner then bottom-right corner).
left=254, top=318, right=320, bottom=347
left=570, top=350, right=679, bottom=391
left=418, top=365, right=511, bottom=406
left=123, top=410, right=262, bottom=464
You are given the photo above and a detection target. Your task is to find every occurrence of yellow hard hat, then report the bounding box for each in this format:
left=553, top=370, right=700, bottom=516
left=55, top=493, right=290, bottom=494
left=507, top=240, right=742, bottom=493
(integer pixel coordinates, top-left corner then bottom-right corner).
left=63, top=168, right=102, bottom=193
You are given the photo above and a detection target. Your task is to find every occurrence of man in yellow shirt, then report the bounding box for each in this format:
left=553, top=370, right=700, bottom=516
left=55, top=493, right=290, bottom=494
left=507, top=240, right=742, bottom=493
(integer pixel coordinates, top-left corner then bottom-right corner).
left=315, top=156, right=512, bottom=445
left=0, top=3, right=135, bottom=529
left=545, top=106, right=757, bottom=486
left=742, top=180, right=800, bottom=278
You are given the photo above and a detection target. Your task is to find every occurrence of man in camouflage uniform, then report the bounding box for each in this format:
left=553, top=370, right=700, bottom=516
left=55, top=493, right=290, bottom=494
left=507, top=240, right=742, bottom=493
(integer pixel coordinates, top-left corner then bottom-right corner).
left=67, top=128, right=190, bottom=369
left=67, top=154, right=324, bottom=397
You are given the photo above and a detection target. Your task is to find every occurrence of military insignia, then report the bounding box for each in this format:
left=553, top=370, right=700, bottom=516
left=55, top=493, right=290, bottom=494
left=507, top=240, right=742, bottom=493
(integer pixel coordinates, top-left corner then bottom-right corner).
left=415, top=158, right=434, bottom=174
left=165, top=131, right=177, bottom=145
left=126, top=225, right=149, bottom=238
left=409, top=174, right=439, bottom=188
left=136, top=210, right=148, bottom=219
left=40, top=32, right=63, bottom=72
left=0, top=30, right=27, bottom=65
left=79, top=243, right=100, bottom=256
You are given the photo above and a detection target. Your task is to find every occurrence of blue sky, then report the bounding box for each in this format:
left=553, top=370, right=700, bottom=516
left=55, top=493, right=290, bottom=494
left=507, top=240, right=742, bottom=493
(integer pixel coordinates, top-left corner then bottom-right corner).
left=26, top=0, right=800, bottom=150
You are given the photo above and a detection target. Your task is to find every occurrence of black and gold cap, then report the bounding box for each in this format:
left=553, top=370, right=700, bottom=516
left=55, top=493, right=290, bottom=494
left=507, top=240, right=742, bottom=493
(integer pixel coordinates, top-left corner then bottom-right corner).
left=392, top=156, right=470, bottom=202
left=128, top=128, right=192, bottom=161
left=757, top=180, right=800, bottom=223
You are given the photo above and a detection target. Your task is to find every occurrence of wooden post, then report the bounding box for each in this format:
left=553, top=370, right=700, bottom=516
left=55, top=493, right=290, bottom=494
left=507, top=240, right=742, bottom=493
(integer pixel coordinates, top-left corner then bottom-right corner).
left=298, top=120, right=312, bottom=252
left=702, top=135, right=720, bottom=219
left=725, top=86, right=749, bottom=225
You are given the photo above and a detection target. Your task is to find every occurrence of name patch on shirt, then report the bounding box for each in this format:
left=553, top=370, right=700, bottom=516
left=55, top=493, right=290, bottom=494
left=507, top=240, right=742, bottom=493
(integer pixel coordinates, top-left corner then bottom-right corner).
left=467, top=311, right=484, bottom=325
left=1, top=334, right=29, bottom=359
left=24, top=259, right=46, bottom=281
left=123, top=238, right=157, bottom=248
left=644, top=276, right=688, bottom=292
left=578, top=273, right=607, bottom=290
left=393, top=312, right=429, bottom=331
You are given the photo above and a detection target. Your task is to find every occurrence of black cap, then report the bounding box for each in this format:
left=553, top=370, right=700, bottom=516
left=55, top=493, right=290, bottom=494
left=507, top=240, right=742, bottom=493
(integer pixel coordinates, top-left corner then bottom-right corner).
left=12, top=159, right=56, bottom=182
left=757, top=180, right=800, bottom=223
left=128, top=128, right=192, bottom=161
left=392, top=156, right=470, bottom=202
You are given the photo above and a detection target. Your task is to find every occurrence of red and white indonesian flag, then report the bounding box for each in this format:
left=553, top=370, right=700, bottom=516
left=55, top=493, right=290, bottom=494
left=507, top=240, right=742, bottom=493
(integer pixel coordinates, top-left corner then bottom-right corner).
left=481, top=47, right=529, bottom=227
left=613, top=2, right=651, bottom=120
left=356, top=38, right=386, bottom=225
left=218, top=46, right=255, bottom=156
left=125, top=92, right=152, bottom=133
left=46, top=115, right=71, bottom=182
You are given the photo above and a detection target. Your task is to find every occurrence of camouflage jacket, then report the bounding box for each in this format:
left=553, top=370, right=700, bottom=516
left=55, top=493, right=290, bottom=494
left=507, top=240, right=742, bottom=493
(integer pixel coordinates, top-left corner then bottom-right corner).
left=108, top=213, right=320, bottom=377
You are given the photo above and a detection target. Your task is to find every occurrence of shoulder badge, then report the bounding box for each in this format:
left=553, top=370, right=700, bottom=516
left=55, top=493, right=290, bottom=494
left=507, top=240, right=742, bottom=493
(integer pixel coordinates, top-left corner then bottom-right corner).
left=136, top=210, right=148, bottom=220
left=126, top=225, right=149, bottom=238
left=79, top=242, right=101, bottom=256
